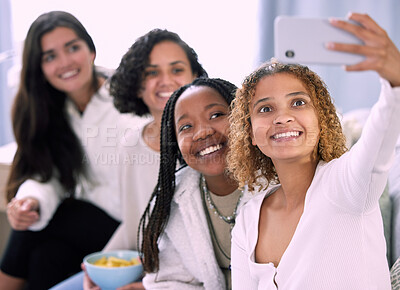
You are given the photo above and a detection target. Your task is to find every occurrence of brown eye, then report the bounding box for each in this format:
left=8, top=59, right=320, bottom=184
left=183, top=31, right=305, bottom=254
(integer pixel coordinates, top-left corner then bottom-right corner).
left=259, top=106, right=272, bottom=113
left=293, top=100, right=306, bottom=107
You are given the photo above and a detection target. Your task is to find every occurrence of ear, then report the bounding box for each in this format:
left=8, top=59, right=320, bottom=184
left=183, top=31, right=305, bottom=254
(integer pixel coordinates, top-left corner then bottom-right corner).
left=90, top=51, right=96, bottom=64
left=137, top=88, right=143, bottom=100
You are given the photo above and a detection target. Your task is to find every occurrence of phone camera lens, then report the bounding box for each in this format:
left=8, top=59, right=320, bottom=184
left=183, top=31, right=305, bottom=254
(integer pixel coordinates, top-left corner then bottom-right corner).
left=285, top=50, right=295, bottom=58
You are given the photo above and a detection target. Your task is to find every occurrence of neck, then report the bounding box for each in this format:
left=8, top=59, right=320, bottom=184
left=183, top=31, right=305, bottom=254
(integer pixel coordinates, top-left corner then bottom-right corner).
left=143, top=118, right=161, bottom=152
left=273, top=158, right=318, bottom=209
left=203, top=173, right=238, bottom=196
left=68, top=76, right=104, bottom=113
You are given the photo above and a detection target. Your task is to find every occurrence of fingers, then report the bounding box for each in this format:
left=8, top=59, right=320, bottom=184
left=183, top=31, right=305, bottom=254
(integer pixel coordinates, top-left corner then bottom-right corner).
left=326, top=12, right=400, bottom=86
left=21, top=198, right=39, bottom=212
left=117, top=282, right=145, bottom=290
left=328, top=15, right=388, bottom=51
left=347, top=12, right=385, bottom=35
left=82, top=263, right=100, bottom=290
left=329, top=13, right=386, bottom=39
left=6, top=198, right=39, bottom=230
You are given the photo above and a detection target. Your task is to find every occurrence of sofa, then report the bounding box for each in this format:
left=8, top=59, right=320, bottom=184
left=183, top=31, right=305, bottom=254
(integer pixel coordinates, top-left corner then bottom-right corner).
left=0, top=142, right=15, bottom=259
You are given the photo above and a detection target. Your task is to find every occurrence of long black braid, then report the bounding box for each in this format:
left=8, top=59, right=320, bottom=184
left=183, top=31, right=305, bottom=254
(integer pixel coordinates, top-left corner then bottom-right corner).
left=138, top=77, right=237, bottom=272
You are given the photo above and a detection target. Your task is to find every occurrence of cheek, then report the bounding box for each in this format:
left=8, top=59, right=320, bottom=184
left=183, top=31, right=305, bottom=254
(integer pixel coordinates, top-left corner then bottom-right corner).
left=177, top=135, right=191, bottom=157
left=142, top=79, right=155, bottom=94
left=85, top=53, right=95, bottom=69
left=250, top=119, right=270, bottom=147
left=41, top=64, right=57, bottom=86
left=305, top=117, right=321, bottom=146
left=177, top=74, right=195, bottom=86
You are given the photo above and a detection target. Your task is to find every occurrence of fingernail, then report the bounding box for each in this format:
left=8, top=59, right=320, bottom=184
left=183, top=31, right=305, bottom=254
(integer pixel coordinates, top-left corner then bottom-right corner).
left=325, top=42, right=334, bottom=49
left=329, top=17, right=338, bottom=24
left=347, top=12, right=353, bottom=19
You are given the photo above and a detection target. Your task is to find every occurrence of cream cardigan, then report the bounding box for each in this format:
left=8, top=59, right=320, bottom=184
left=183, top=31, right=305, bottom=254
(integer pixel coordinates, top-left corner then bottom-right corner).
left=143, top=166, right=249, bottom=289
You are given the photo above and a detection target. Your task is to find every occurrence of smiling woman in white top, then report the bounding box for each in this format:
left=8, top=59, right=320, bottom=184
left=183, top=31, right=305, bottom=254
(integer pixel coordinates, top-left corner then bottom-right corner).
left=139, top=77, right=244, bottom=290
left=227, top=13, right=400, bottom=290
left=0, top=11, right=141, bottom=290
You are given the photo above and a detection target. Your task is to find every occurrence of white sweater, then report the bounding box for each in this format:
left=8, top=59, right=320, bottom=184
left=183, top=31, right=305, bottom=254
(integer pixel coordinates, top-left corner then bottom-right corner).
left=16, top=81, right=144, bottom=230
left=143, top=167, right=250, bottom=289
left=231, top=79, right=400, bottom=290
left=104, top=119, right=160, bottom=251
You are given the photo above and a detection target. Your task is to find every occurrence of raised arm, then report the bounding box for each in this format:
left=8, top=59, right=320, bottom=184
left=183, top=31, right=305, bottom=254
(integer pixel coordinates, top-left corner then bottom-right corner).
left=326, top=13, right=400, bottom=212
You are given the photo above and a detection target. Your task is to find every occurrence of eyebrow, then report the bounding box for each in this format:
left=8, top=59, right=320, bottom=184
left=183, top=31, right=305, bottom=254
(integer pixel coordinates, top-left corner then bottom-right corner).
left=176, top=102, right=227, bottom=124
left=252, top=91, right=310, bottom=109
left=42, top=38, right=80, bottom=56
left=146, top=60, right=189, bottom=68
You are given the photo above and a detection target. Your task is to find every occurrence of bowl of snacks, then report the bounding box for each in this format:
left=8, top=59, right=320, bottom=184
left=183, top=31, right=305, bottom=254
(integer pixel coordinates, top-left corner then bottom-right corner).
left=83, top=250, right=143, bottom=289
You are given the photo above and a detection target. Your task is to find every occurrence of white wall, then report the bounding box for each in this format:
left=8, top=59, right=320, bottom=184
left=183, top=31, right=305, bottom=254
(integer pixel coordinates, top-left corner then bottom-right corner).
left=10, top=0, right=259, bottom=86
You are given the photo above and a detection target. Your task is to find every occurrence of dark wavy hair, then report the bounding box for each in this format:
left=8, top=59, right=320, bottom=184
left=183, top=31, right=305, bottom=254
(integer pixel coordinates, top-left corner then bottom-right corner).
left=6, top=11, right=99, bottom=201
left=138, top=77, right=237, bottom=272
left=109, top=29, right=208, bottom=116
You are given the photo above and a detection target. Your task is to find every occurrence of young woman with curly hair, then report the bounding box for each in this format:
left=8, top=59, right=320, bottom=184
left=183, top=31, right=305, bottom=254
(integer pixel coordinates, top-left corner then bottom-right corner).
left=228, top=13, right=400, bottom=289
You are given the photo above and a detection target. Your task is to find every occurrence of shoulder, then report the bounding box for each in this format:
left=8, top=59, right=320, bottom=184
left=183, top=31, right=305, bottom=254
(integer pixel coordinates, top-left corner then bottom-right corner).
left=96, top=66, right=115, bottom=78
left=119, top=118, right=151, bottom=149
left=17, top=177, right=63, bottom=198
left=174, top=167, right=201, bottom=200
left=239, top=185, right=278, bottom=217
left=175, top=166, right=199, bottom=183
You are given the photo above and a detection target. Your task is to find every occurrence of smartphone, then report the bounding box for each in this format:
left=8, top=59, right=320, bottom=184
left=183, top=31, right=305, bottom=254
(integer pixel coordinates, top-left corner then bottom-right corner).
left=274, top=16, right=365, bottom=65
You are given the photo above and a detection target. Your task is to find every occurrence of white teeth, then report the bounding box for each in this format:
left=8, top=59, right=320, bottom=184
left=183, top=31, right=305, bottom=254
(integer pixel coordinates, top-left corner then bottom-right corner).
left=61, top=70, right=78, bottom=79
left=199, top=144, right=222, bottom=156
left=273, top=131, right=299, bottom=139
left=158, top=92, right=173, bottom=98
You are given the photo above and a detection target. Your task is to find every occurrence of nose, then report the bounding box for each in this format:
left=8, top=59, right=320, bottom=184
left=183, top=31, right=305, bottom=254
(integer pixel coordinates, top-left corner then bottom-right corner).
left=273, top=109, right=294, bottom=125
left=159, top=71, right=174, bottom=86
left=57, top=52, right=71, bottom=67
left=193, top=125, right=215, bottom=141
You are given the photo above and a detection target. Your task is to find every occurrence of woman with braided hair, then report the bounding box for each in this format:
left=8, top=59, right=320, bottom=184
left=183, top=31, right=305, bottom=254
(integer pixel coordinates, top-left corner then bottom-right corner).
left=139, top=77, right=247, bottom=290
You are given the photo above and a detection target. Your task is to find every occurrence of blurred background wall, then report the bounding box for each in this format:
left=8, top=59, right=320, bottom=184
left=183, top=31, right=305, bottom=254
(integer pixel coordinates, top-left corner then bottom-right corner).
left=258, top=0, right=400, bottom=114
left=0, top=0, right=399, bottom=145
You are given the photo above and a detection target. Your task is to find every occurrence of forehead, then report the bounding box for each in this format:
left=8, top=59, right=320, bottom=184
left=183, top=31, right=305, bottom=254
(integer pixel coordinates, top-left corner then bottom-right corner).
left=149, top=40, right=189, bottom=65
left=175, top=86, right=226, bottom=115
left=254, top=73, right=308, bottom=99
left=41, top=26, right=79, bottom=50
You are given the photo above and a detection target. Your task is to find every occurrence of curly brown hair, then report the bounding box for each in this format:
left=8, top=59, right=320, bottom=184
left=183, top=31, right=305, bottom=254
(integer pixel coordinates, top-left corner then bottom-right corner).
left=109, top=29, right=208, bottom=116
left=227, top=60, right=347, bottom=192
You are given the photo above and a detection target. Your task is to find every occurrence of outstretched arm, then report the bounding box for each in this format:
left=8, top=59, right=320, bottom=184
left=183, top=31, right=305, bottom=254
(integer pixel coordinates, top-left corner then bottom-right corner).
left=326, top=13, right=400, bottom=212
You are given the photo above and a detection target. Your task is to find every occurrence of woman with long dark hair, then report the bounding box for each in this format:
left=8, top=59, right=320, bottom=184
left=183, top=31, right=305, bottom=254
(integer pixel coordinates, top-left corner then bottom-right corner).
left=0, top=11, right=139, bottom=289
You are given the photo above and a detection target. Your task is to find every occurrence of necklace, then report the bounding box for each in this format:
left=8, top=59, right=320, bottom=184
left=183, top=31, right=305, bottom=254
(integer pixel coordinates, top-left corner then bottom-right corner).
left=200, top=174, right=243, bottom=227
left=200, top=174, right=243, bottom=262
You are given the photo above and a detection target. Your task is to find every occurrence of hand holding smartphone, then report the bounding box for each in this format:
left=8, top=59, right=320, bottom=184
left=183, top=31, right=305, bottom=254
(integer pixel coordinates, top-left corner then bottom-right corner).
left=274, top=16, right=365, bottom=65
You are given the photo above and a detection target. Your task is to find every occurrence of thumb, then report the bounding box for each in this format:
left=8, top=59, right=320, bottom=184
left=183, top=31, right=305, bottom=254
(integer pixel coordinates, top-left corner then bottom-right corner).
left=21, top=198, right=39, bottom=212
